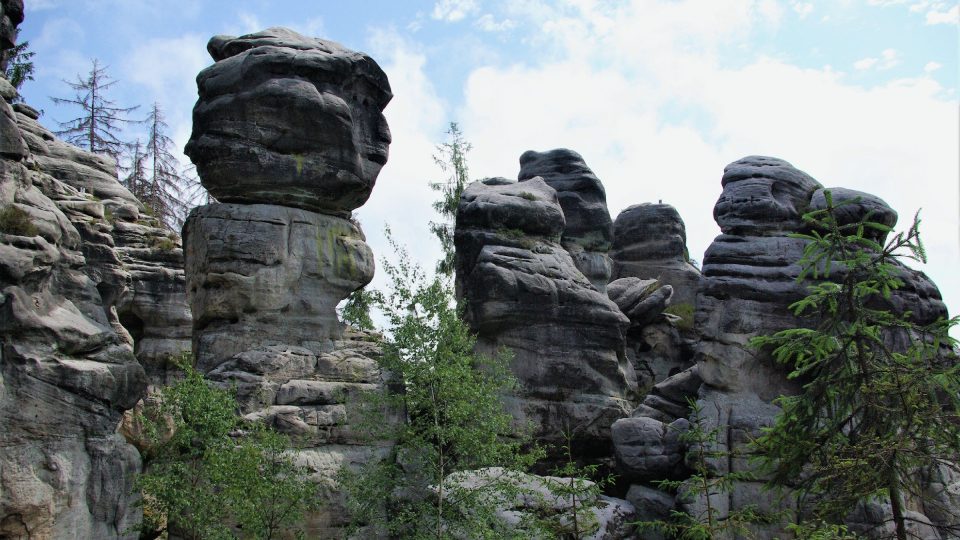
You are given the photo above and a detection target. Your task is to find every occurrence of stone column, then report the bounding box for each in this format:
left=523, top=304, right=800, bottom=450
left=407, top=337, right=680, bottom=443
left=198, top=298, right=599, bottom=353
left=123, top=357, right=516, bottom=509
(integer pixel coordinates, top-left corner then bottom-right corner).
left=182, top=27, right=392, bottom=536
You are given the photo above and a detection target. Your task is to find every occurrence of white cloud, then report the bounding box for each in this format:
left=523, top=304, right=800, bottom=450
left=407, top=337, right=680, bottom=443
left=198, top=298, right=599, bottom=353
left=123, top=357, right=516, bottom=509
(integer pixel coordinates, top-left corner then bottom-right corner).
left=792, top=2, right=814, bottom=18
left=854, top=57, right=879, bottom=70
left=476, top=14, right=516, bottom=32
left=431, top=0, right=479, bottom=22
left=360, top=30, right=448, bottom=288
left=869, top=0, right=959, bottom=24
left=926, top=4, right=959, bottom=24
left=924, top=61, right=943, bottom=73
left=854, top=48, right=901, bottom=71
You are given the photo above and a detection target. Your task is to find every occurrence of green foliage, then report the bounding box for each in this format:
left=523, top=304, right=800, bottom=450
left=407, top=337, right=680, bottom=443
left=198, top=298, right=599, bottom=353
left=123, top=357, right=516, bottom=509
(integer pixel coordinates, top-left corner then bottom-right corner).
left=538, top=431, right=615, bottom=538
left=663, top=302, right=695, bottom=331
left=429, top=122, right=472, bottom=277
left=0, top=205, right=38, bottom=236
left=786, top=520, right=860, bottom=539
left=136, top=357, right=318, bottom=539
left=342, top=229, right=538, bottom=538
left=3, top=41, right=35, bottom=98
left=750, top=192, right=960, bottom=540
left=636, top=399, right=772, bottom=539
left=149, top=234, right=177, bottom=252
left=341, top=286, right=381, bottom=331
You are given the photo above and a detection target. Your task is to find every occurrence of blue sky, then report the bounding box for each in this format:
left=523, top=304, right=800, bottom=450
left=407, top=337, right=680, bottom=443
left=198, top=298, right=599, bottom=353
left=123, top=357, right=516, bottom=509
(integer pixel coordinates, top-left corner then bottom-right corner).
left=15, top=0, right=960, bottom=318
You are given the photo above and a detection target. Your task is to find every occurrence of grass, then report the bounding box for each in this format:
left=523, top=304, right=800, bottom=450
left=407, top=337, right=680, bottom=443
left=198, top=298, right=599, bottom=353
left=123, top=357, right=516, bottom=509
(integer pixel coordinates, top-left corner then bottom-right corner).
left=0, top=205, right=39, bottom=236
left=663, top=302, right=695, bottom=331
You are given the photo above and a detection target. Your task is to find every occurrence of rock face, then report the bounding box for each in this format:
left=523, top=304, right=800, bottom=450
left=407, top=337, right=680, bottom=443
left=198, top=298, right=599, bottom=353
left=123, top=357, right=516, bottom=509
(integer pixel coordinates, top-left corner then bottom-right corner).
left=455, top=176, right=634, bottom=463
left=13, top=100, right=192, bottom=386
left=184, top=27, right=392, bottom=217
left=612, top=156, right=957, bottom=539
left=183, top=27, right=392, bottom=536
left=1, top=60, right=148, bottom=539
left=518, top=149, right=614, bottom=291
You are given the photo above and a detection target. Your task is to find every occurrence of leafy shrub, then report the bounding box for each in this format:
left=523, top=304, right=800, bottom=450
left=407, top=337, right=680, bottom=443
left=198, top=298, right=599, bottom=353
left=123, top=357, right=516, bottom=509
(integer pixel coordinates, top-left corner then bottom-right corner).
left=663, top=302, right=695, bottom=331
left=136, top=358, right=318, bottom=539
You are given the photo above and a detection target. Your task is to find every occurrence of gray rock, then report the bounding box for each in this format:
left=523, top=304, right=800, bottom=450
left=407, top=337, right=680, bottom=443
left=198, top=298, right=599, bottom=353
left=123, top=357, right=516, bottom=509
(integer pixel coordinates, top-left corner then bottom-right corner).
left=714, top=155, right=822, bottom=236
left=610, top=203, right=701, bottom=308
left=184, top=202, right=374, bottom=373
left=1, top=89, right=146, bottom=537
left=809, top=187, right=897, bottom=241
left=518, top=149, right=614, bottom=290
left=443, top=467, right=636, bottom=539
left=184, top=27, right=392, bottom=215
left=0, top=0, right=23, bottom=55
left=612, top=416, right=689, bottom=481
left=455, top=177, right=634, bottom=460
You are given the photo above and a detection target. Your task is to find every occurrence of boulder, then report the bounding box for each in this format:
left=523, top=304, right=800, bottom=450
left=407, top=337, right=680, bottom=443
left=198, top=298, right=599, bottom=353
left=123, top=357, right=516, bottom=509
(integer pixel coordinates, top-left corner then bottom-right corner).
left=184, top=27, right=392, bottom=215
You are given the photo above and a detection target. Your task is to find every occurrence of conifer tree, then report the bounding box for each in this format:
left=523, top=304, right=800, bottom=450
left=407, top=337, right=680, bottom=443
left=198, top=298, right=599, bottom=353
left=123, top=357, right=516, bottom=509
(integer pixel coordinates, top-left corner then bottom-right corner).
left=429, top=122, right=472, bottom=277
left=51, top=59, right=138, bottom=161
left=122, top=139, right=148, bottom=201
left=142, top=102, right=187, bottom=229
left=751, top=194, right=960, bottom=540
left=3, top=41, right=34, bottom=99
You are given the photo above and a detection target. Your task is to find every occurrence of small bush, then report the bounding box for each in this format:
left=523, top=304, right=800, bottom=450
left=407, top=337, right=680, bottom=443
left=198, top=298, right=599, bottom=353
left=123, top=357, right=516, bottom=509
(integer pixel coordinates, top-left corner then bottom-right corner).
left=150, top=236, right=177, bottom=251
left=0, top=205, right=39, bottom=236
left=519, top=191, right=537, bottom=201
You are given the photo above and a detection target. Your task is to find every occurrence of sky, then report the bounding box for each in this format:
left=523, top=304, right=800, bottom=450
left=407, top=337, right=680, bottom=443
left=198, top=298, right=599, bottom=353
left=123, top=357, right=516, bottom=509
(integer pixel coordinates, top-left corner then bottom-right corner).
left=14, top=0, right=960, bottom=319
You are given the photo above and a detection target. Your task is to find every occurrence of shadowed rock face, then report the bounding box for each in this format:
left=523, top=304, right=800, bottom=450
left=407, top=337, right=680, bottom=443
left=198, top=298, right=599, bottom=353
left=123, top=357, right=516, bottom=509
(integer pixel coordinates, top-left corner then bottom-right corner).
left=455, top=176, right=633, bottom=462
left=184, top=27, right=392, bottom=216
left=518, top=149, right=614, bottom=291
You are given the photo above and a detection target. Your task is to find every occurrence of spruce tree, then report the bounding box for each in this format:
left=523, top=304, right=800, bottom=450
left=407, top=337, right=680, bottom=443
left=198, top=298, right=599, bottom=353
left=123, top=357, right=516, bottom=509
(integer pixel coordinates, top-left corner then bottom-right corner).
left=51, top=59, right=138, bottom=161
left=3, top=41, right=34, bottom=99
left=429, top=122, right=472, bottom=277
left=142, top=102, right=187, bottom=229
left=751, top=193, right=960, bottom=540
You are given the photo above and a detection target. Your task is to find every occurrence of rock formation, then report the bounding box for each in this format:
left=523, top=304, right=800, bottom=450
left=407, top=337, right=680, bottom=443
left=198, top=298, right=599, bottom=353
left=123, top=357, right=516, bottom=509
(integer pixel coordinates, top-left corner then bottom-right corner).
left=0, top=12, right=149, bottom=534
left=454, top=174, right=634, bottom=464
left=611, top=155, right=958, bottom=539
left=518, top=149, right=614, bottom=292
left=182, top=27, right=392, bottom=536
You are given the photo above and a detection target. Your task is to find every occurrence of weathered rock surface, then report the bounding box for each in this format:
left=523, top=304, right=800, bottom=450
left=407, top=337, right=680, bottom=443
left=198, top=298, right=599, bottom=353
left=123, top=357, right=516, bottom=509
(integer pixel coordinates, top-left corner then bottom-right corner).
left=444, top=468, right=636, bottom=539
left=183, top=28, right=392, bottom=537
left=613, top=156, right=956, bottom=539
left=518, top=149, right=614, bottom=291
left=1, top=71, right=147, bottom=538
left=610, top=203, right=700, bottom=308
left=184, top=202, right=374, bottom=374
left=455, top=176, right=633, bottom=462
left=184, top=27, right=392, bottom=216
left=15, top=103, right=192, bottom=385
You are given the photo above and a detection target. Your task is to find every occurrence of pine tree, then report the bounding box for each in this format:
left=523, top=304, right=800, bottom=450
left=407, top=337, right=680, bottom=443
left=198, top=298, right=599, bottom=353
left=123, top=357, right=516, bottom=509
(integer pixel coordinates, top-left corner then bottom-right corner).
left=51, top=59, right=137, bottom=162
left=142, top=102, right=187, bottom=229
left=3, top=41, right=34, bottom=99
left=429, top=122, right=472, bottom=277
left=751, top=193, right=960, bottom=540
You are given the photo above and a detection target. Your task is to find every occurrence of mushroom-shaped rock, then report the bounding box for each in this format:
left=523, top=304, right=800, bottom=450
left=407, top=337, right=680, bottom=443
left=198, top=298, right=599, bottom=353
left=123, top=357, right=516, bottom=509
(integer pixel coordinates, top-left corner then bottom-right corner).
left=185, top=27, right=392, bottom=215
